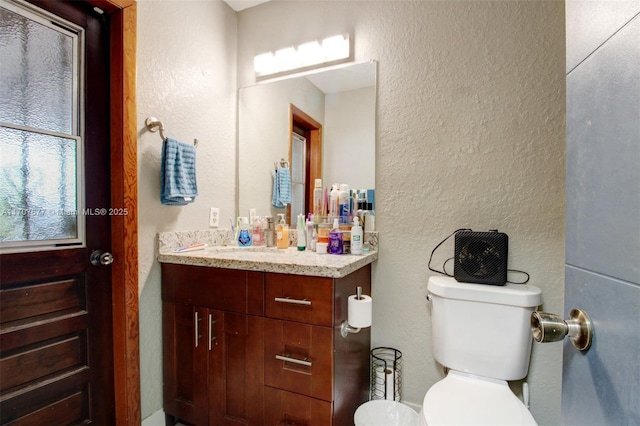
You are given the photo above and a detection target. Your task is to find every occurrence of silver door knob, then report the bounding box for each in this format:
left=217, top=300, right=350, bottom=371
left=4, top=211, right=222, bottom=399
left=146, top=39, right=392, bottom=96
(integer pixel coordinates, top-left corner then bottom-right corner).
left=531, top=308, right=593, bottom=351
left=90, top=250, right=114, bottom=266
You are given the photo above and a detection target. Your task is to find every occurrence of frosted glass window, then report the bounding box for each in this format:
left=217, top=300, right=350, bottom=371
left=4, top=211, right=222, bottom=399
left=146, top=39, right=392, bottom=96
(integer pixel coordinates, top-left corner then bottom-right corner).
left=0, top=126, right=79, bottom=242
left=0, top=2, right=83, bottom=250
left=0, top=6, right=75, bottom=135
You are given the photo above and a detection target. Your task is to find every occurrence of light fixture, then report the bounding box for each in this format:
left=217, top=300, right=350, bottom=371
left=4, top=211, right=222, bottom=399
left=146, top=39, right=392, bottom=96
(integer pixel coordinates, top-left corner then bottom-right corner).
left=254, top=33, right=351, bottom=78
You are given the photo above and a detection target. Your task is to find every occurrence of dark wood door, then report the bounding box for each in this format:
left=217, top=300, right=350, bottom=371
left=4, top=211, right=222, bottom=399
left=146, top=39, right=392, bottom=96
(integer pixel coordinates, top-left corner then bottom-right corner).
left=0, top=1, right=114, bottom=424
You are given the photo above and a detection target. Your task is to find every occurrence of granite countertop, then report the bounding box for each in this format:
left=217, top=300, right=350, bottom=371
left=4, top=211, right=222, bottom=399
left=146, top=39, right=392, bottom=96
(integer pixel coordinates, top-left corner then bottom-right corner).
left=157, top=246, right=377, bottom=279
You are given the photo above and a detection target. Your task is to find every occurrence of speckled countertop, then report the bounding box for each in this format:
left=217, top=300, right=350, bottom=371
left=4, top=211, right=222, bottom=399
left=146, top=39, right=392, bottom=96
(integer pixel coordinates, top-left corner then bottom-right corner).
left=157, top=229, right=378, bottom=278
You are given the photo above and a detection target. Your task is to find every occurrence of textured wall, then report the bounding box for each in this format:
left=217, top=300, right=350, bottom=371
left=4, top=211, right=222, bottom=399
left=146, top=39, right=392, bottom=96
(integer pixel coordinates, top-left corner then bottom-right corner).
left=136, top=0, right=238, bottom=418
left=238, top=2, right=566, bottom=424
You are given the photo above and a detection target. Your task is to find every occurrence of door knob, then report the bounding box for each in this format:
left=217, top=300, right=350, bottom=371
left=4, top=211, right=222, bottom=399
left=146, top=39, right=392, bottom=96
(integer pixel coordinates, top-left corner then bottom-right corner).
left=531, top=308, right=593, bottom=351
left=90, top=250, right=114, bottom=266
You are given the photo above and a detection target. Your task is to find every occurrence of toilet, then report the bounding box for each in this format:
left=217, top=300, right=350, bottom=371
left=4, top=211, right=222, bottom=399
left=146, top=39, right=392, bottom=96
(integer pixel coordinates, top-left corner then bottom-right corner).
left=419, top=276, right=542, bottom=425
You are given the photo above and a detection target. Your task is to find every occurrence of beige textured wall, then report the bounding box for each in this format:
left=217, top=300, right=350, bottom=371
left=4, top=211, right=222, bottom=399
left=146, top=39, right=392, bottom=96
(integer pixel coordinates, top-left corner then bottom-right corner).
left=136, top=0, right=238, bottom=418
left=239, top=2, right=566, bottom=424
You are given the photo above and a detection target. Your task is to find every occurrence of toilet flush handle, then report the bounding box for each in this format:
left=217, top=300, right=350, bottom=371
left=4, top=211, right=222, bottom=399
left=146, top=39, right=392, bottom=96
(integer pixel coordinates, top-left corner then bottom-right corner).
left=530, top=309, right=593, bottom=351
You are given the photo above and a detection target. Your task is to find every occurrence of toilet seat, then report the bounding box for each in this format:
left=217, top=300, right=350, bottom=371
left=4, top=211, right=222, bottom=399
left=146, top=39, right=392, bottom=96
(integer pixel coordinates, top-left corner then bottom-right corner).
left=421, top=371, right=537, bottom=425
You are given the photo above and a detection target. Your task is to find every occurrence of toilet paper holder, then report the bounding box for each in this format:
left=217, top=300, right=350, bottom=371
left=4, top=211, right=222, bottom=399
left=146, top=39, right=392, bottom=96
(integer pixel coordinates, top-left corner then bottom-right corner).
left=530, top=308, right=593, bottom=351
left=341, top=286, right=371, bottom=338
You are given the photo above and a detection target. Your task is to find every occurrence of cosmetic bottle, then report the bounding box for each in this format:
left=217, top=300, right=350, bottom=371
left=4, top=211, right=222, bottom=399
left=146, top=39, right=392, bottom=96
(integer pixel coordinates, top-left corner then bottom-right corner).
left=328, top=218, right=343, bottom=255
left=313, top=179, right=323, bottom=222
left=306, top=219, right=316, bottom=251
left=350, top=216, right=363, bottom=255
left=251, top=216, right=265, bottom=246
left=237, top=217, right=252, bottom=247
left=329, top=184, right=339, bottom=218
left=297, top=214, right=306, bottom=251
left=276, top=214, right=289, bottom=249
left=265, top=216, right=275, bottom=247
left=339, top=184, right=350, bottom=223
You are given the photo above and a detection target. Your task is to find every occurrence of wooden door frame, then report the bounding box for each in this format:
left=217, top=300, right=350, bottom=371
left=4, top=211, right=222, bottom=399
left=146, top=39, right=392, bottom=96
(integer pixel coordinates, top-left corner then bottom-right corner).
left=288, top=104, right=322, bottom=224
left=85, top=1, right=140, bottom=424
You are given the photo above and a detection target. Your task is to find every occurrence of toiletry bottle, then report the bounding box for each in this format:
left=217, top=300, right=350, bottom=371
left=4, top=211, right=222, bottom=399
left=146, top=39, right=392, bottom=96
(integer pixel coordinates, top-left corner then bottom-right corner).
left=313, top=178, right=323, bottom=222
left=328, top=218, right=343, bottom=255
left=350, top=216, right=363, bottom=255
left=297, top=214, right=306, bottom=251
left=265, top=216, right=275, bottom=247
left=339, top=184, right=350, bottom=223
left=329, top=184, right=339, bottom=218
left=357, top=190, right=367, bottom=211
left=252, top=216, right=265, bottom=246
left=306, top=219, right=315, bottom=252
left=311, top=224, right=318, bottom=251
left=237, top=217, right=252, bottom=247
left=276, top=214, right=289, bottom=249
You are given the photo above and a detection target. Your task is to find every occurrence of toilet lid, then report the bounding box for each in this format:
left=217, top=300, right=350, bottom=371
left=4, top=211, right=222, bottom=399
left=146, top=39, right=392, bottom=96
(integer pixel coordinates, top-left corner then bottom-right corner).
left=422, top=371, right=537, bottom=425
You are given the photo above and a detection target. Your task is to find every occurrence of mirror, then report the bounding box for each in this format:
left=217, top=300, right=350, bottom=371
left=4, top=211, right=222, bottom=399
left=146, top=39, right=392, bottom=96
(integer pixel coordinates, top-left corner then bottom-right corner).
left=238, top=61, right=376, bottom=224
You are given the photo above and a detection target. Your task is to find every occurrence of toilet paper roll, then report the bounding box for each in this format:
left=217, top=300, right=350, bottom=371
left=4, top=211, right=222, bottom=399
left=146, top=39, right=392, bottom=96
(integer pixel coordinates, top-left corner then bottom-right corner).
left=348, top=294, right=372, bottom=328
left=374, top=366, right=396, bottom=401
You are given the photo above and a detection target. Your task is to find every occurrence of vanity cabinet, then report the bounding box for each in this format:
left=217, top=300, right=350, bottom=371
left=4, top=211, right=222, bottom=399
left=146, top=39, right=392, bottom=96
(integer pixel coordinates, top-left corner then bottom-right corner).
left=162, top=265, right=265, bottom=425
left=161, top=262, right=371, bottom=426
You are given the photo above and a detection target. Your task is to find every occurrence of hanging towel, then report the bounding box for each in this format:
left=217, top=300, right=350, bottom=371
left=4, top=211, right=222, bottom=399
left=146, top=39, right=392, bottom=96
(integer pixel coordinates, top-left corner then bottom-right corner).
left=271, top=166, right=291, bottom=208
left=161, top=137, right=198, bottom=206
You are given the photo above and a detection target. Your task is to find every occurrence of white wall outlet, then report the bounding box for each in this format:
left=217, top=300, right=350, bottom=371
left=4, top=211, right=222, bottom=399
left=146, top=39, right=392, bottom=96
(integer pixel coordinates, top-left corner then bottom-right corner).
left=249, top=208, right=256, bottom=224
left=209, top=207, right=220, bottom=227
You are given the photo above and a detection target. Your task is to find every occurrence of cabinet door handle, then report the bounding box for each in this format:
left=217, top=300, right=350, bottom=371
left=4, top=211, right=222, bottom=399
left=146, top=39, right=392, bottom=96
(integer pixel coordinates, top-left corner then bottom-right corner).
left=194, top=311, right=200, bottom=348
left=275, top=354, right=312, bottom=367
left=274, top=297, right=311, bottom=306
left=208, top=313, right=218, bottom=350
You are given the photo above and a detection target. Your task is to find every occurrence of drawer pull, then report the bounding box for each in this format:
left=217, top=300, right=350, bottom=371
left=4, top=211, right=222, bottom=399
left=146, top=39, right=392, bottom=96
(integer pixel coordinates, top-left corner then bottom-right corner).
left=276, top=354, right=312, bottom=367
left=274, top=297, right=311, bottom=306
left=208, top=313, right=218, bottom=350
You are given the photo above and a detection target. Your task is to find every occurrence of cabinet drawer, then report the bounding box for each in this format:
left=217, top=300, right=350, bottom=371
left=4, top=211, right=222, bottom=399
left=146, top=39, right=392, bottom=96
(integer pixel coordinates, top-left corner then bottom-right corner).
left=265, top=273, right=333, bottom=326
left=264, top=386, right=332, bottom=426
left=162, top=264, right=264, bottom=315
left=264, top=318, right=333, bottom=401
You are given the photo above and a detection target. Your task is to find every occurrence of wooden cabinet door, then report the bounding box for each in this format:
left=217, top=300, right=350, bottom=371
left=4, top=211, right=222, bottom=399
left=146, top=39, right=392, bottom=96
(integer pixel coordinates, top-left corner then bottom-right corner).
left=162, top=302, right=208, bottom=426
left=209, top=310, right=264, bottom=426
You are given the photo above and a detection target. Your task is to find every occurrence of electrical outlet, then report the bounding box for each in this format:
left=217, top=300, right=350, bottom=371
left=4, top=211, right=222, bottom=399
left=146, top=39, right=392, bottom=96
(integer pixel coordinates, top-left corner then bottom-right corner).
left=249, top=208, right=256, bottom=224
left=209, top=207, right=220, bottom=227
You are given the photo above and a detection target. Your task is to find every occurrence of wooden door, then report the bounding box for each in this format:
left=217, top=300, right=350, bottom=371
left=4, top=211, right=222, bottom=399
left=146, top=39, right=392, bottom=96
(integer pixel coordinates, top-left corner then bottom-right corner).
left=0, top=1, right=115, bottom=423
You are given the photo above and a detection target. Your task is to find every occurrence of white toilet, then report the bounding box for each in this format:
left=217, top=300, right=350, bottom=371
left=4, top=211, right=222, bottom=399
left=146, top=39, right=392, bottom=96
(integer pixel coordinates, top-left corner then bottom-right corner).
left=419, top=276, right=542, bottom=425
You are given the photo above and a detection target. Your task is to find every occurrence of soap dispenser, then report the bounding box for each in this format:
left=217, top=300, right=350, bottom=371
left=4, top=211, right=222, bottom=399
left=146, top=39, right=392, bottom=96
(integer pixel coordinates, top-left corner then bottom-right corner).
left=237, top=217, right=252, bottom=247
left=276, top=214, right=289, bottom=249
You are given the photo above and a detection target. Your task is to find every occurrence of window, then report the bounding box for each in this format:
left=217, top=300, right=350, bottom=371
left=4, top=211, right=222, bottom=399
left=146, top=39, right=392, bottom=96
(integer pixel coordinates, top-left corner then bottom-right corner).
left=0, top=1, right=84, bottom=251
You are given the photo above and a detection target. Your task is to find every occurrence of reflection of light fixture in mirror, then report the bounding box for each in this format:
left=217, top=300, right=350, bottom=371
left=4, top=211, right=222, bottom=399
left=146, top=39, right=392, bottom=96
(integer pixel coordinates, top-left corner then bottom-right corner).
left=254, top=34, right=351, bottom=78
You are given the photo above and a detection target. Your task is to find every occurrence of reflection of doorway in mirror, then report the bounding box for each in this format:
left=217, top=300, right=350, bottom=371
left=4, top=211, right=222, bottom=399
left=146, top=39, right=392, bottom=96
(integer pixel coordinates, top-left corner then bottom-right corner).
left=290, top=133, right=306, bottom=222
left=288, top=104, right=322, bottom=225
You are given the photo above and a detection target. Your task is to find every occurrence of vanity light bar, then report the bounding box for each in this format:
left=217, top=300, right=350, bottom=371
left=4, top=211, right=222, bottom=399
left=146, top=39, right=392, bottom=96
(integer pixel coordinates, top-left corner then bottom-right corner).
left=254, top=34, right=350, bottom=77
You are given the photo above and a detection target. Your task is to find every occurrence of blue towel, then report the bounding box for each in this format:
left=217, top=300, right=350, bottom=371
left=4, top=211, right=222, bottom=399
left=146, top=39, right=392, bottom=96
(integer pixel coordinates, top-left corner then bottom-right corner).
left=271, top=166, right=291, bottom=208
left=161, top=137, right=198, bottom=206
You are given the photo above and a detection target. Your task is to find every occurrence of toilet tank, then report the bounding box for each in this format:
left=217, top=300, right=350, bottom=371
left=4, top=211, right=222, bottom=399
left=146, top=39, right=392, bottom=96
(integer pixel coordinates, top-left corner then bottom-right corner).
left=427, top=276, right=542, bottom=381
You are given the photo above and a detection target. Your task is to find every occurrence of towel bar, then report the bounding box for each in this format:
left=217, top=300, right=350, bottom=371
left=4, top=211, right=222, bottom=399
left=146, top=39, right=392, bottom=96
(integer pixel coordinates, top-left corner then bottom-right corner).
left=145, top=116, right=198, bottom=147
